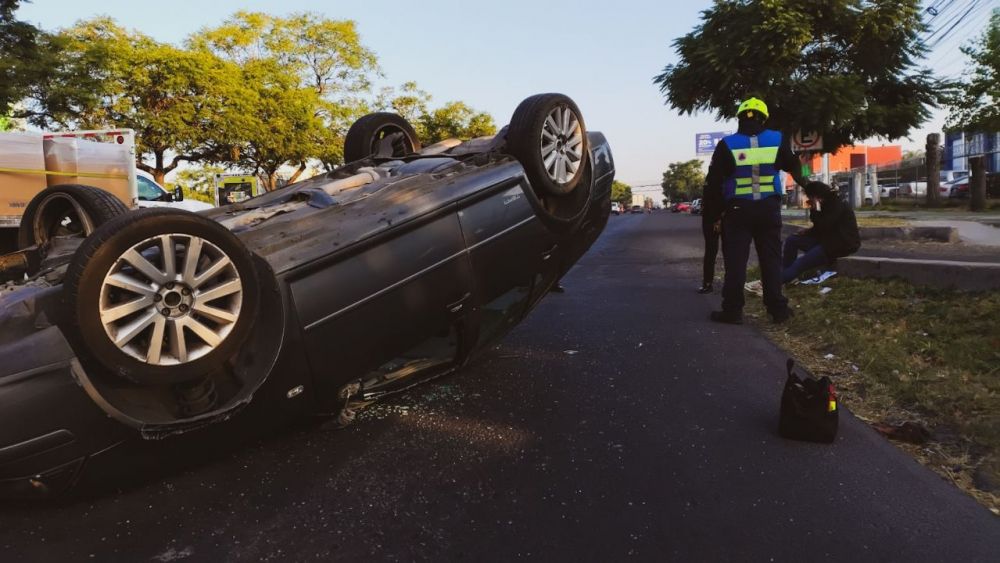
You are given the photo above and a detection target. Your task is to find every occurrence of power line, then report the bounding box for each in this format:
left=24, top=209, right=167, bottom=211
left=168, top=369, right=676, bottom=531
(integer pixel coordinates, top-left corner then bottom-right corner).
left=927, top=0, right=986, bottom=49
left=926, top=0, right=996, bottom=73
left=922, top=0, right=966, bottom=44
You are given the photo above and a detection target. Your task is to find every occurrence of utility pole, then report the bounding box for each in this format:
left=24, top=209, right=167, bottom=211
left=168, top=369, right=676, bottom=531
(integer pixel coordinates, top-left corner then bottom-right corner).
left=852, top=169, right=865, bottom=209
left=926, top=133, right=941, bottom=206
left=868, top=165, right=880, bottom=206
left=970, top=155, right=987, bottom=212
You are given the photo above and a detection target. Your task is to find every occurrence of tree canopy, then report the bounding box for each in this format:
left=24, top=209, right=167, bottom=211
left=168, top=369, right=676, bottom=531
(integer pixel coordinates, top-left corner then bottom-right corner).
left=654, top=0, right=942, bottom=151
left=170, top=164, right=225, bottom=204
left=946, top=8, right=1000, bottom=133
left=7, top=9, right=498, bottom=189
left=20, top=18, right=254, bottom=184
left=610, top=180, right=633, bottom=206
left=378, top=82, right=496, bottom=145
left=189, top=12, right=380, bottom=187
left=0, top=0, right=47, bottom=117
left=661, top=160, right=704, bottom=202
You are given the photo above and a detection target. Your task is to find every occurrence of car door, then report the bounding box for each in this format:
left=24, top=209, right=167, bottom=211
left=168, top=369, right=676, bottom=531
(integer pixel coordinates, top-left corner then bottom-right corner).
left=289, top=211, right=475, bottom=398
left=458, top=181, right=558, bottom=348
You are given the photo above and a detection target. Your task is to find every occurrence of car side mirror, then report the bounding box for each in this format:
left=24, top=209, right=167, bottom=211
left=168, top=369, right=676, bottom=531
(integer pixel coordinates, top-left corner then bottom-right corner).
left=173, top=187, right=184, bottom=202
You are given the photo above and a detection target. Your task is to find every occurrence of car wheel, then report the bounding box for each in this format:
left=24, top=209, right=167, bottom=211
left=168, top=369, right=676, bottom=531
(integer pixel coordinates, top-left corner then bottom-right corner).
left=343, top=113, right=421, bottom=163
left=18, top=184, right=129, bottom=249
left=506, top=94, right=593, bottom=232
left=507, top=93, right=590, bottom=197
left=63, top=208, right=260, bottom=385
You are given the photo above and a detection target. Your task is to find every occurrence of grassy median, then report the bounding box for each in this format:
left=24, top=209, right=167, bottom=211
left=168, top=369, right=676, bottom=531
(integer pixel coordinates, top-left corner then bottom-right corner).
left=785, top=215, right=910, bottom=228
left=860, top=198, right=1000, bottom=212
left=744, top=274, right=1000, bottom=512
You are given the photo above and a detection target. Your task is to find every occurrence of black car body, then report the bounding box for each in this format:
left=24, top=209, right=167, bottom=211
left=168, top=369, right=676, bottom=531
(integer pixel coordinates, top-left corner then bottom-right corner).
left=0, top=95, right=614, bottom=498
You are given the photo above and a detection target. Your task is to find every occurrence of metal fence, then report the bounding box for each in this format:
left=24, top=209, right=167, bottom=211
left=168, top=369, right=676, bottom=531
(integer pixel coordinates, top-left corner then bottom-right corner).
left=808, top=147, right=1000, bottom=207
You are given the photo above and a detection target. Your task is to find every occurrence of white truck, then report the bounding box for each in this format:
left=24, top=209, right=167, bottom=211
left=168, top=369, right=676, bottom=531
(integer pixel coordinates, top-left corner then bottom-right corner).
left=0, top=128, right=211, bottom=250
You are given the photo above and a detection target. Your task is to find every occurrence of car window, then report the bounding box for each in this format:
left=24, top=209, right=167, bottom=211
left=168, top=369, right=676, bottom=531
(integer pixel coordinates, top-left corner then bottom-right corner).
left=137, top=176, right=166, bottom=201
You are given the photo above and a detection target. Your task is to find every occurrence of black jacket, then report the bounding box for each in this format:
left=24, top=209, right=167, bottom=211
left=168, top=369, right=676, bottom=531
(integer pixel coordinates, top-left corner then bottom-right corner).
left=804, top=195, right=861, bottom=258
left=703, top=119, right=806, bottom=224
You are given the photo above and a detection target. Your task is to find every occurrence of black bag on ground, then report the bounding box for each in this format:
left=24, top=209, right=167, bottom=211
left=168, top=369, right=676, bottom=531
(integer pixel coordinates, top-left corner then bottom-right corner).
left=779, top=359, right=839, bottom=443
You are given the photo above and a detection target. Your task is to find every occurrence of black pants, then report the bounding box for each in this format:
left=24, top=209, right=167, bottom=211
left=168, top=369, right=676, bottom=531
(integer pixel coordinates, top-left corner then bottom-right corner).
left=701, top=215, right=720, bottom=285
left=721, top=196, right=788, bottom=315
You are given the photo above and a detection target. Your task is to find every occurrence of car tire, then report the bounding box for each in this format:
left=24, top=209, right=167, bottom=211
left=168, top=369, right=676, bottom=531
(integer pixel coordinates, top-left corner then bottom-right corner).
left=507, top=93, right=590, bottom=197
left=506, top=94, right=593, bottom=232
left=63, top=208, right=260, bottom=385
left=18, top=184, right=129, bottom=249
left=343, top=113, right=421, bottom=163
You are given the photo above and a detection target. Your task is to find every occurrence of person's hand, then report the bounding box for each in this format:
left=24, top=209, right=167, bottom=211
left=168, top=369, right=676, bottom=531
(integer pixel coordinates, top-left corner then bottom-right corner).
left=713, top=220, right=722, bottom=234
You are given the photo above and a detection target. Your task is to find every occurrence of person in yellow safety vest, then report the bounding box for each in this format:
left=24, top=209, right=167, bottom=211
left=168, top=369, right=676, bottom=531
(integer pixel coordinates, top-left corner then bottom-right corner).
left=703, top=97, right=808, bottom=324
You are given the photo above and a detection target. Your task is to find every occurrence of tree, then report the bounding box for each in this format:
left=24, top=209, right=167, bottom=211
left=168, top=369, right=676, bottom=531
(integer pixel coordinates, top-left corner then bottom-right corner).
left=191, top=12, right=379, bottom=179
left=661, top=160, right=705, bottom=202
left=946, top=9, right=1000, bottom=132
left=189, top=12, right=377, bottom=97
left=418, top=102, right=496, bottom=144
left=170, top=164, right=225, bottom=204
left=378, top=82, right=497, bottom=145
left=0, top=0, right=44, bottom=116
left=610, top=180, right=633, bottom=206
left=234, top=59, right=326, bottom=189
left=22, top=18, right=252, bottom=185
left=654, top=0, right=942, bottom=151
left=377, top=81, right=430, bottom=125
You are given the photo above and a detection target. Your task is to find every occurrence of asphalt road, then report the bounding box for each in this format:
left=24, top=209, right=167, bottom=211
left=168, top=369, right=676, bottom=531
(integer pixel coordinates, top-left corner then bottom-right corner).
left=2, top=211, right=999, bottom=562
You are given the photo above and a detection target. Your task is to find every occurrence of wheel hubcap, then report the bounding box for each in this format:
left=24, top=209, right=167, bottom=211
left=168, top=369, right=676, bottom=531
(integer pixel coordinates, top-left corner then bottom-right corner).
left=540, top=105, right=584, bottom=184
left=98, top=234, right=243, bottom=366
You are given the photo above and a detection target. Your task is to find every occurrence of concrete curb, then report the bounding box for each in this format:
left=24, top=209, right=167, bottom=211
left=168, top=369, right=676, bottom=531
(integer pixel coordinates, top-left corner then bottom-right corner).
left=838, top=256, right=1000, bottom=291
left=783, top=224, right=958, bottom=242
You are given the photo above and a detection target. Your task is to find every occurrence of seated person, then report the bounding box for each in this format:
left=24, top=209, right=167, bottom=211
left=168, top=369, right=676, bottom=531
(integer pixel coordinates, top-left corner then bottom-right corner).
left=783, top=181, right=861, bottom=284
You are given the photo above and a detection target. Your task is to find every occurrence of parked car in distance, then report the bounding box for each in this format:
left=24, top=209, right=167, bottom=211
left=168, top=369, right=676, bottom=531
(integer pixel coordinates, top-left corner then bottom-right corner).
left=690, top=198, right=702, bottom=215
left=630, top=204, right=644, bottom=214
left=672, top=202, right=691, bottom=213
left=946, top=178, right=970, bottom=198
left=611, top=201, right=622, bottom=215
left=941, top=171, right=970, bottom=198
left=899, top=181, right=926, bottom=196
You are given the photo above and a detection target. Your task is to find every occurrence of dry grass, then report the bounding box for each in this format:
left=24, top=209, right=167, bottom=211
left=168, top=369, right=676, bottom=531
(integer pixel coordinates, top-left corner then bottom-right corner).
left=744, top=275, right=1000, bottom=513
left=862, top=198, right=1000, bottom=212
left=785, top=215, right=910, bottom=227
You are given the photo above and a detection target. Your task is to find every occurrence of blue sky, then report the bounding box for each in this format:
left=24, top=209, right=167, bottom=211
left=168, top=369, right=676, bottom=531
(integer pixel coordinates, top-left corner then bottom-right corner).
left=17, top=0, right=986, bottom=191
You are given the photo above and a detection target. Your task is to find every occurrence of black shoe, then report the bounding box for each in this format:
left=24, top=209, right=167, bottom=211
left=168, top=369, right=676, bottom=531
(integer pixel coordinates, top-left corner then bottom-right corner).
left=770, top=308, right=794, bottom=324
left=697, top=282, right=713, bottom=294
left=709, top=310, right=743, bottom=325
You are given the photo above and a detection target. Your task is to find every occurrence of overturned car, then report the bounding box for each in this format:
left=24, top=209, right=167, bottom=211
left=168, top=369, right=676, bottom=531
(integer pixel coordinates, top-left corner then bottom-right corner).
left=0, top=94, right=614, bottom=498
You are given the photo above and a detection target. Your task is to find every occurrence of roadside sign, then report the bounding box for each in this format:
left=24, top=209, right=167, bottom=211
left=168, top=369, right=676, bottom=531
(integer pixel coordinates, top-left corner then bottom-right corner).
left=792, top=131, right=823, bottom=153
left=696, top=131, right=731, bottom=156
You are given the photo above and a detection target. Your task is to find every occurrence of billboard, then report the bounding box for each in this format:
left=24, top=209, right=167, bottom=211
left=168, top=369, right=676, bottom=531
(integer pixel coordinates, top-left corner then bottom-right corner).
left=696, top=131, right=730, bottom=156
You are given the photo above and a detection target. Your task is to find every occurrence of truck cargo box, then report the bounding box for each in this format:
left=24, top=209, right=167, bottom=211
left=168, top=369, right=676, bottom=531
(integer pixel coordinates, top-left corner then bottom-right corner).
left=43, top=136, right=133, bottom=207
left=0, top=132, right=48, bottom=228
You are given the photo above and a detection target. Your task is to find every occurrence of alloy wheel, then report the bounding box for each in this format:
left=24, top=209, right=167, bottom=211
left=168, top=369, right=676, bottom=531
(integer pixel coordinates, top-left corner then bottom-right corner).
left=539, top=105, right=584, bottom=184
left=98, top=233, right=243, bottom=366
